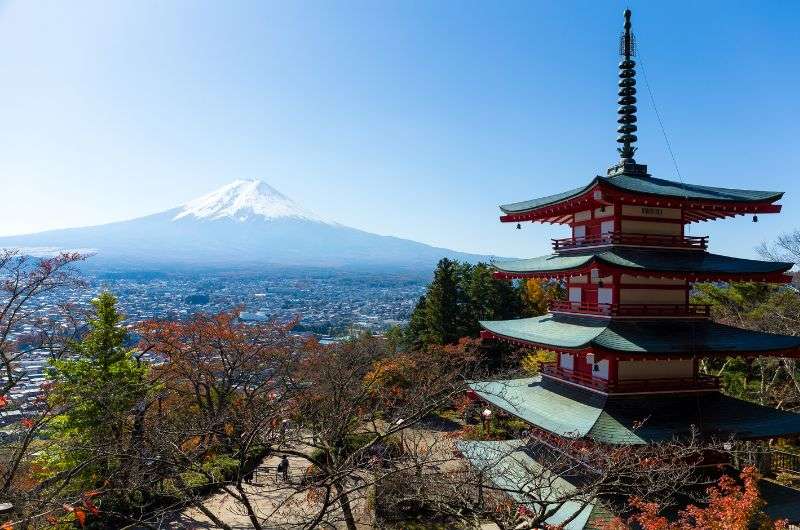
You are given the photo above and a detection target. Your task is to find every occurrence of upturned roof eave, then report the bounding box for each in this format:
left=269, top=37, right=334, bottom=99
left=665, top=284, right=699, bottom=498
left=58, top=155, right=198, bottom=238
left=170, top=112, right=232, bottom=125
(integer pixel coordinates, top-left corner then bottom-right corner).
left=480, top=315, right=800, bottom=357
left=491, top=250, right=794, bottom=280
left=467, top=376, right=800, bottom=444
left=498, top=175, right=784, bottom=216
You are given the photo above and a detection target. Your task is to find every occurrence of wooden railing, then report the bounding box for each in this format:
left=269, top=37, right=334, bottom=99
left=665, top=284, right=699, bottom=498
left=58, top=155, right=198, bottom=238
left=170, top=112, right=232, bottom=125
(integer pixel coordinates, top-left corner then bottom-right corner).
left=552, top=232, right=708, bottom=251
left=549, top=301, right=711, bottom=318
left=541, top=363, right=720, bottom=394
left=767, top=450, right=800, bottom=475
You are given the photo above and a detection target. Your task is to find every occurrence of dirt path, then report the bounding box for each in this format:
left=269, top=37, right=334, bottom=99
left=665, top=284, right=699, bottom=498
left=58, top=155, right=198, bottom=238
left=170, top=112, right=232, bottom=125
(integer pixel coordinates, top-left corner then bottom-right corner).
left=164, top=451, right=371, bottom=529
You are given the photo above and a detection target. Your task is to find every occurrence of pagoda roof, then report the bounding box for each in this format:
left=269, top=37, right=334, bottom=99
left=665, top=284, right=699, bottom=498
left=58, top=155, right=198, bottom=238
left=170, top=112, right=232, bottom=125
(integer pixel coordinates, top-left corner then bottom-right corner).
left=456, top=439, right=601, bottom=529
left=492, top=248, right=793, bottom=282
left=468, top=376, right=800, bottom=444
left=479, top=314, right=800, bottom=356
left=500, top=174, right=783, bottom=215
left=761, top=480, right=800, bottom=523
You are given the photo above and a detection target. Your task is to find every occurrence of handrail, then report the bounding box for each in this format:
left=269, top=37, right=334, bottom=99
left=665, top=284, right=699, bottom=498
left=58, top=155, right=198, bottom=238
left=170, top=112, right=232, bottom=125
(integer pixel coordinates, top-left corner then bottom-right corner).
left=541, top=363, right=719, bottom=394
left=552, top=232, right=708, bottom=251
left=549, top=301, right=711, bottom=318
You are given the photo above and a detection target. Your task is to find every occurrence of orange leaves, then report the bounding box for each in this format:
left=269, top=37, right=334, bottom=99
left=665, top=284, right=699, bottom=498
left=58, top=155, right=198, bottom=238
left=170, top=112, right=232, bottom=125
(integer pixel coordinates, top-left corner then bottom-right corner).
left=363, top=355, right=417, bottom=399
left=82, top=490, right=101, bottom=516
left=0, top=521, right=13, bottom=530
left=0, top=395, right=8, bottom=408
left=609, top=466, right=786, bottom=530
left=73, top=509, right=86, bottom=527
left=59, top=491, right=101, bottom=528
left=19, top=418, right=34, bottom=430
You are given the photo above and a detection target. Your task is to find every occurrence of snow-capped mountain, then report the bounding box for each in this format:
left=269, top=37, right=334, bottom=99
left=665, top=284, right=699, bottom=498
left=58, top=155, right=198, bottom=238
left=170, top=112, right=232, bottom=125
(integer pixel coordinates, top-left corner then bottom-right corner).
left=173, top=180, right=328, bottom=224
left=0, top=180, right=491, bottom=270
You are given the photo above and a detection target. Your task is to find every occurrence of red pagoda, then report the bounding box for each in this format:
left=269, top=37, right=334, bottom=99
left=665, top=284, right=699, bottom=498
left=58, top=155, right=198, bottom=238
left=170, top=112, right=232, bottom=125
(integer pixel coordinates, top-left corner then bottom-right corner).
left=459, top=9, right=800, bottom=528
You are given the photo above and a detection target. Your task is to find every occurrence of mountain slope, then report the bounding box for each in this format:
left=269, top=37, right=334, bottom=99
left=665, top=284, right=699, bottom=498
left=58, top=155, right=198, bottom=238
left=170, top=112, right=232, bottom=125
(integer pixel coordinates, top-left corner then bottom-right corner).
left=0, top=180, right=493, bottom=270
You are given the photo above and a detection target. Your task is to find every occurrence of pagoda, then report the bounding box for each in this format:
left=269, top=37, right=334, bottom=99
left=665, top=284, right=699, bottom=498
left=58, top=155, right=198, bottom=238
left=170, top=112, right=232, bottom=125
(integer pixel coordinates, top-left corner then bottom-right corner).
left=459, top=9, right=800, bottom=528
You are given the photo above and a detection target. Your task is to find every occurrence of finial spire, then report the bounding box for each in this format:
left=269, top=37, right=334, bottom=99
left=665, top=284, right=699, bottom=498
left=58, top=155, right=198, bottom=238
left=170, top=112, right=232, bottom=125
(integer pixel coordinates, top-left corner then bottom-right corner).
left=608, top=8, right=648, bottom=177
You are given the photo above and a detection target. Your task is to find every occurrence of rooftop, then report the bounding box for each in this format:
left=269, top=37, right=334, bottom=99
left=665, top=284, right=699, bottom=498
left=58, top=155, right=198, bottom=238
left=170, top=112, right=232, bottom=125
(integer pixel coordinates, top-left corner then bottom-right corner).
left=500, top=174, right=783, bottom=215
left=492, top=248, right=793, bottom=282
left=480, top=314, right=800, bottom=356
left=456, top=439, right=601, bottom=529
left=469, top=376, right=800, bottom=444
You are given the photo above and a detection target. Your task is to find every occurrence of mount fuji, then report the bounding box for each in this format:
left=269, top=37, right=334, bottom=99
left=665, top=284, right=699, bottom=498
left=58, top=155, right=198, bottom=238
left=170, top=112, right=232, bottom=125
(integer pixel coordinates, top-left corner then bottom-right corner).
left=0, top=180, right=492, bottom=270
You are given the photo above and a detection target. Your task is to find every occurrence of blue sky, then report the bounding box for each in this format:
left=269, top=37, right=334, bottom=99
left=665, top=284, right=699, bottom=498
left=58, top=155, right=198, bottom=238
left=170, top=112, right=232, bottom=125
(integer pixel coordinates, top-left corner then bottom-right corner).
left=0, top=1, right=799, bottom=259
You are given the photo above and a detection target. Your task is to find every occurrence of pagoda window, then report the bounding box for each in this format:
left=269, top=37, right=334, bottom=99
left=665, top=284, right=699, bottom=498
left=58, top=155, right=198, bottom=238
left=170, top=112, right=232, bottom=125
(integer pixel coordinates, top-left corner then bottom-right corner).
left=594, top=359, right=609, bottom=380
left=573, top=224, right=586, bottom=240
left=600, top=219, right=615, bottom=235
left=568, top=287, right=582, bottom=305
left=574, top=210, right=592, bottom=222
left=594, top=204, right=614, bottom=218
left=560, top=353, right=574, bottom=371
left=598, top=287, right=613, bottom=305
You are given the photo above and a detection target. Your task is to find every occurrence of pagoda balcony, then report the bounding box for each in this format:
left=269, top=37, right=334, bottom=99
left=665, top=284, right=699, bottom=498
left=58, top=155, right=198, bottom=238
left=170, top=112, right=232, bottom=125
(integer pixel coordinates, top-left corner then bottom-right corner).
left=541, top=363, right=720, bottom=394
left=549, top=301, right=711, bottom=318
left=551, top=232, right=709, bottom=252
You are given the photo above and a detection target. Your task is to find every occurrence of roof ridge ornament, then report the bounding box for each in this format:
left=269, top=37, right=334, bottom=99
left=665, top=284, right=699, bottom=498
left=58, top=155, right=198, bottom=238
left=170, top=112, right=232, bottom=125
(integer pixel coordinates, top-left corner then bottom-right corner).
left=607, top=9, right=649, bottom=178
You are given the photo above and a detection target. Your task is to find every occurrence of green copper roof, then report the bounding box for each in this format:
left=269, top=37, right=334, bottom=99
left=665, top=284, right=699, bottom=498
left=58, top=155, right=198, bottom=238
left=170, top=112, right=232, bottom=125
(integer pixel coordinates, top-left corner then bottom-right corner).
left=500, top=174, right=784, bottom=214
left=469, top=376, right=800, bottom=444
left=761, top=480, right=800, bottom=523
left=456, top=439, right=599, bottom=529
left=493, top=248, right=793, bottom=276
left=480, top=314, right=800, bottom=355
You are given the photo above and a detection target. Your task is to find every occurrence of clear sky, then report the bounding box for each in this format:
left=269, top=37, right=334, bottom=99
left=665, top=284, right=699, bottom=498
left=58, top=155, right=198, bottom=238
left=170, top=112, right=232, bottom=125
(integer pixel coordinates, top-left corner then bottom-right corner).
left=0, top=0, right=799, bottom=259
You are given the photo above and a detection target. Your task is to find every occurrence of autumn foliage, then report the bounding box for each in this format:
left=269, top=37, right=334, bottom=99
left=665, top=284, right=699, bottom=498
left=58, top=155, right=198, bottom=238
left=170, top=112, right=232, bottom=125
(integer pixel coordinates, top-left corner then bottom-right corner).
left=605, top=466, right=787, bottom=530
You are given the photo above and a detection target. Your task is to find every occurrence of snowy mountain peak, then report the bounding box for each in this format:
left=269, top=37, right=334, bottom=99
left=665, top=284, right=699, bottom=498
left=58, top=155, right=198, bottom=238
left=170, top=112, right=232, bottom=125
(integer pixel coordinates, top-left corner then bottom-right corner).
left=173, top=179, right=327, bottom=223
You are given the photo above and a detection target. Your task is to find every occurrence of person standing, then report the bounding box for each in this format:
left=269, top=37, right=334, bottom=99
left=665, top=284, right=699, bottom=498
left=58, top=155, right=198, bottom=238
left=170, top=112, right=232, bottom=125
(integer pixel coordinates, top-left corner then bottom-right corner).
left=276, top=455, right=289, bottom=482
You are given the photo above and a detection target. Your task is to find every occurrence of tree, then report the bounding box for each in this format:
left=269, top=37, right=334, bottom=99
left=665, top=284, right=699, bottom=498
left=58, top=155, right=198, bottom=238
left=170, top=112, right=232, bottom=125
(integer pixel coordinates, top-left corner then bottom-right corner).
left=520, top=278, right=563, bottom=317
left=519, top=349, right=556, bottom=375
left=606, top=466, right=787, bottom=530
left=407, top=260, right=523, bottom=348
left=379, top=426, right=730, bottom=530
left=281, top=334, right=471, bottom=530
left=464, top=263, right=520, bottom=335
left=45, top=291, right=150, bottom=501
left=0, top=250, right=85, bottom=398
left=423, top=258, right=466, bottom=345
left=0, top=250, right=85, bottom=523
left=133, top=310, right=303, bottom=530
left=692, top=282, right=800, bottom=410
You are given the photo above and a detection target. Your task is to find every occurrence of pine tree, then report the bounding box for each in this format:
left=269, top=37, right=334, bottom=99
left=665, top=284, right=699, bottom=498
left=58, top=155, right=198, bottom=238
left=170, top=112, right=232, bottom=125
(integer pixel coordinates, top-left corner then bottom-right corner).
left=423, top=258, right=465, bottom=344
left=406, top=295, right=428, bottom=350
left=406, top=260, right=524, bottom=348
left=464, top=263, right=520, bottom=335
left=45, top=291, right=150, bottom=490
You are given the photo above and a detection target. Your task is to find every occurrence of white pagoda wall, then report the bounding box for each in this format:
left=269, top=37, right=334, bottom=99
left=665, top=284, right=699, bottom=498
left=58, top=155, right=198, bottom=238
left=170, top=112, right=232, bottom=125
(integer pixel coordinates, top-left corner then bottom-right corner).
left=617, top=359, right=693, bottom=380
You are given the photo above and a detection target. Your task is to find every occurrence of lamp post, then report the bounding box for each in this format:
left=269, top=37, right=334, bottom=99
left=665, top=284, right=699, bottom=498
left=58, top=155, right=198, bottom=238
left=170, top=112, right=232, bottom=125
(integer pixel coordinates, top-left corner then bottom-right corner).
left=396, top=418, right=405, bottom=452
left=481, top=408, right=492, bottom=434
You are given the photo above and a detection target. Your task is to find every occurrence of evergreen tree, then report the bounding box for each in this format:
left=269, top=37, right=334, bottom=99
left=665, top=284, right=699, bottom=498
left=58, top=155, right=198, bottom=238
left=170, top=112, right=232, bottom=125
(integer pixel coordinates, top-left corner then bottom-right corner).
left=45, top=291, right=150, bottom=491
left=422, top=258, right=465, bottom=344
left=406, top=295, right=428, bottom=350
left=406, top=260, right=525, bottom=348
left=464, top=263, right=520, bottom=335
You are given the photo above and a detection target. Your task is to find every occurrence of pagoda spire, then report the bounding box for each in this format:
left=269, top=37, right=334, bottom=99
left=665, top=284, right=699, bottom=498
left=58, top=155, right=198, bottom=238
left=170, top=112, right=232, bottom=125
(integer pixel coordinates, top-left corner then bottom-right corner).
left=608, top=8, right=648, bottom=177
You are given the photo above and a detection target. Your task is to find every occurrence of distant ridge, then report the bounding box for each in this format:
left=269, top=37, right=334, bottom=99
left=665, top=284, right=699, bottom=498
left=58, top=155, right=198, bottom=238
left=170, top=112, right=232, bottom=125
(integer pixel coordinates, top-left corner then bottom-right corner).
left=0, top=179, right=495, bottom=270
